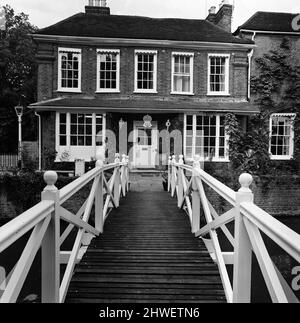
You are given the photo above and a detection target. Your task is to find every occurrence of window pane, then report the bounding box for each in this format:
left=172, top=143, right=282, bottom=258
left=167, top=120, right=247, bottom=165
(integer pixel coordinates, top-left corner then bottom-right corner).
left=173, top=55, right=191, bottom=93
left=98, top=52, right=118, bottom=90
left=185, top=115, right=226, bottom=160
left=60, top=51, right=80, bottom=89
left=270, top=115, right=294, bottom=157
left=136, top=53, right=155, bottom=90
left=209, top=56, right=227, bottom=93
left=60, top=136, right=67, bottom=146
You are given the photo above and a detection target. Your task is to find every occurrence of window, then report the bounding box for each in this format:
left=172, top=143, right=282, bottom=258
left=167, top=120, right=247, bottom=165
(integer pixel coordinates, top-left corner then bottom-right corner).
left=58, top=48, right=82, bottom=92
left=97, top=49, right=120, bottom=92
left=172, top=52, right=194, bottom=94
left=270, top=113, right=295, bottom=160
left=208, top=54, right=230, bottom=95
left=184, top=115, right=228, bottom=161
left=56, top=113, right=106, bottom=161
left=70, top=114, right=93, bottom=147
left=134, top=50, right=157, bottom=93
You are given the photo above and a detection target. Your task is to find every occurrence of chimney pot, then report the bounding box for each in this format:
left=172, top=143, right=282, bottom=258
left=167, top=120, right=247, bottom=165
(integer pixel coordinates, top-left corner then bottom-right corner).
left=85, top=0, right=110, bottom=15
left=209, top=6, right=217, bottom=15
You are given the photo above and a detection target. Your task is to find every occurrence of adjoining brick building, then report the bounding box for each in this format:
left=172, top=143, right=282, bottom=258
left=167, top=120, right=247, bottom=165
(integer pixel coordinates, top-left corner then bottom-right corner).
left=235, top=11, right=300, bottom=161
left=30, top=0, right=256, bottom=169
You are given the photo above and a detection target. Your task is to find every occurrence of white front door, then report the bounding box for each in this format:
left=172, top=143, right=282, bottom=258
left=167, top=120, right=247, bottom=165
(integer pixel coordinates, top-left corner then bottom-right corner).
left=133, top=121, right=158, bottom=168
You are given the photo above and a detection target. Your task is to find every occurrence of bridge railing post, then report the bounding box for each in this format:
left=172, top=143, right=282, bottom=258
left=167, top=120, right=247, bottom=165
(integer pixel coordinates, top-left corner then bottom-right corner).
left=171, top=155, right=176, bottom=197
left=126, top=155, right=130, bottom=193
left=41, top=171, right=60, bottom=303
left=168, top=156, right=172, bottom=192
left=233, top=173, right=254, bottom=303
left=121, top=154, right=127, bottom=197
left=95, top=151, right=105, bottom=233
left=192, top=156, right=201, bottom=234
left=114, top=153, right=120, bottom=208
left=177, top=155, right=184, bottom=208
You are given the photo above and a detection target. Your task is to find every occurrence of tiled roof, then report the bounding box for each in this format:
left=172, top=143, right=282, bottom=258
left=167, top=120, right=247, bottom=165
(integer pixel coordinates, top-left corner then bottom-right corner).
left=235, top=11, right=300, bottom=33
left=30, top=98, right=259, bottom=114
left=36, top=13, right=253, bottom=45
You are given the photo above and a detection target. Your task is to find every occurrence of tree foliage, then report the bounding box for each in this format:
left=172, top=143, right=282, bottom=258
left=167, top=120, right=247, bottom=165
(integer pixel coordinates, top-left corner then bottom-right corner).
left=225, top=38, right=300, bottom=177
left=0, top=5, right=38, bottom=152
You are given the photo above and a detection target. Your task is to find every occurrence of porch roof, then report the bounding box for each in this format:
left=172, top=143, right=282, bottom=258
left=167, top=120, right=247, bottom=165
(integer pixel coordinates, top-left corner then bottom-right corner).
left=30, top=98, right=260, bottom=115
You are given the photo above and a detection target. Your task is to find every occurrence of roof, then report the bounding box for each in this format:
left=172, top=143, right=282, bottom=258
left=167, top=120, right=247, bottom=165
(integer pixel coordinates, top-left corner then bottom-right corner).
left=236, top=11, right=300, bottom=33
left=36, top=13, right=253, bottom=45
left=30, top=98, right=259, bottom=114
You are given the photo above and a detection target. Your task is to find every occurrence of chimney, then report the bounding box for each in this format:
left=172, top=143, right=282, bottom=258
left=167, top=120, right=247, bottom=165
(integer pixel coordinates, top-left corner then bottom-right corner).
left=206, top=0, right=233, bottom=33
left=85, top=0, right=110, bottom=15
left=206, top=6, right=217, bottom=23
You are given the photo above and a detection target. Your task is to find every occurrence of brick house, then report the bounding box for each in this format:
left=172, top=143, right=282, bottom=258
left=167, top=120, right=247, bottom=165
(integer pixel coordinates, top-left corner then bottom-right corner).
left=30, top=0, right=256, bottom=169
left=235, top=11, right=300, bottom=161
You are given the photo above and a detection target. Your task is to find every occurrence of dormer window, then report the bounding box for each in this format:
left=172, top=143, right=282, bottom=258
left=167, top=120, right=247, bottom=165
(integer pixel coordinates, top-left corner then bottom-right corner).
left=58, top=48, right=82, bottom=92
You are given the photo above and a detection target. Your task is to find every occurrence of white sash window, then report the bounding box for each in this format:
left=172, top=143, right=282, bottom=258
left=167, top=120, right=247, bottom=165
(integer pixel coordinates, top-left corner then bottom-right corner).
left=56, top=112, right=106, bottom=162
left=96, top=49, right=120, bottom=92
left=270, top=113, right=296, bottom=160
left=208, top=54, right=230, bottom=96
left=184, top=114, right=229, bottom=162
left=58, top=48, right=82, bottom=92
left=172, top=52, right=194, bottom=95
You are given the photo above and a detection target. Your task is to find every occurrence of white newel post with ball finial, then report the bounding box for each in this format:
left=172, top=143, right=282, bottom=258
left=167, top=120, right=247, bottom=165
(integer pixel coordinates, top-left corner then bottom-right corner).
left=171, top=155, right=176, bottom=197
left=121, top=154, right=127, bottom=197
left=192, top=155, right=201, bottom=233
left=114, top=153, right=120, bottom=207
left=177, top=155, right=184, bottom=208
left=95, top=150, right=105, bottom=232
left=168, top=156, right=172, bottom=192
left=41, top=171, right=60, bottom=303
left=233, top=173, right=254, bottom=303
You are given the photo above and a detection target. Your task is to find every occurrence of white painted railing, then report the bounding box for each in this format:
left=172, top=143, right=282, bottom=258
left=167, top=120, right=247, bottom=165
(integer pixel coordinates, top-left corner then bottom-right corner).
left=0, top=152, right=130, bottom=303
left=169, top=155, right=300, bottom=303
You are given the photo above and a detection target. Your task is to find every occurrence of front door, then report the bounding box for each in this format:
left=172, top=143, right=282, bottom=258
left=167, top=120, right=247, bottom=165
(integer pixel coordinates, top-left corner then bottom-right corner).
left=133, top=121, right=158, bottom=168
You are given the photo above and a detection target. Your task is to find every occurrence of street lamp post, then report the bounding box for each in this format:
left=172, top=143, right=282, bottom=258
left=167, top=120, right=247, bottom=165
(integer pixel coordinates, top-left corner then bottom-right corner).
left=14, top=104, right=24, bottom=168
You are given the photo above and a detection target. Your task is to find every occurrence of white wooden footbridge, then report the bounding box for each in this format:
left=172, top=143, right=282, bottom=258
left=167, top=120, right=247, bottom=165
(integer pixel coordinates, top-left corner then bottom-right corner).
left=0, top=153, right=299, bottom=303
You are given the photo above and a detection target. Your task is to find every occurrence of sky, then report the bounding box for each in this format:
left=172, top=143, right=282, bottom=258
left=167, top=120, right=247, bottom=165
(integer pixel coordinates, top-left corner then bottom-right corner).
left=1, top=0, right=300, bottom=31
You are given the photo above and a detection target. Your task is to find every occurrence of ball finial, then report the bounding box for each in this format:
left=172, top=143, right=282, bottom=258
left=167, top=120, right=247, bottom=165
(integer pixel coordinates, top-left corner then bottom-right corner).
left=96, top=147, right=105, bottom=168
left=115, top=153, right=120, bottom=163
left=239, top=173, right=253, bottom=193
left=43, top=171, right=58, bottom=191
left=193, top=155, right=201, bottom=170
left=179, top=155, right=184, bottom=165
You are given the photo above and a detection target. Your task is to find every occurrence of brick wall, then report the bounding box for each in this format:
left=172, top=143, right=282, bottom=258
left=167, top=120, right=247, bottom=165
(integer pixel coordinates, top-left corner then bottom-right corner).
left=204, top=175, right=300, bottom=216
left=23, top=141, right=39, bottom=169
left=36, top=42, right=250, bottom=102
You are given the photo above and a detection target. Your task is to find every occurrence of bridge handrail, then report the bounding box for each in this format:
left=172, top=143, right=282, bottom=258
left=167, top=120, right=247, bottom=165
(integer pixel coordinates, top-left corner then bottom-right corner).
left=0, top=201, right=54, bottom=254
left=240, top=202, right=300, bottom=264
left=0, top=152, right=130, bottom=303
left=169, top=155, right=300, bottom=304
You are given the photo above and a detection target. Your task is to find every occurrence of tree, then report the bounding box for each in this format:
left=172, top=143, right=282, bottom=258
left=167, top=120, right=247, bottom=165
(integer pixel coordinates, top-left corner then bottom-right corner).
left=0, top=5, right=38, bottom=153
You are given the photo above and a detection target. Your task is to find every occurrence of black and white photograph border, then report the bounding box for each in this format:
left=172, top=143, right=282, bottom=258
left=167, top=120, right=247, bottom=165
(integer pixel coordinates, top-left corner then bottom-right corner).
left=0, top=0, right=300, bottom=306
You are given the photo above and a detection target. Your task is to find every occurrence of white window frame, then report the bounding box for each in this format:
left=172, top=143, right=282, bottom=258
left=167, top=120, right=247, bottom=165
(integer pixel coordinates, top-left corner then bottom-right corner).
left=171, top=52, right=194, bottom=95
left=207, top=53, right=230, bottom=96
left=55, top=112, right=106, bottom=162
left=58, top=47, right=82, bottom=93
left=269, top=113, right=296, bottom=160
left=183, top=114, right=229, bottom=162
left=134, top=49, right=158, bottom=93
left=96, top=49, right=120, bottom=93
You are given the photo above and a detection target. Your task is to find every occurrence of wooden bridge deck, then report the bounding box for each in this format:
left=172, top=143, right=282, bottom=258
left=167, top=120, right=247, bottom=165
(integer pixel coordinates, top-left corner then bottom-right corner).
left=66, top=183, right=226, bottom=303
